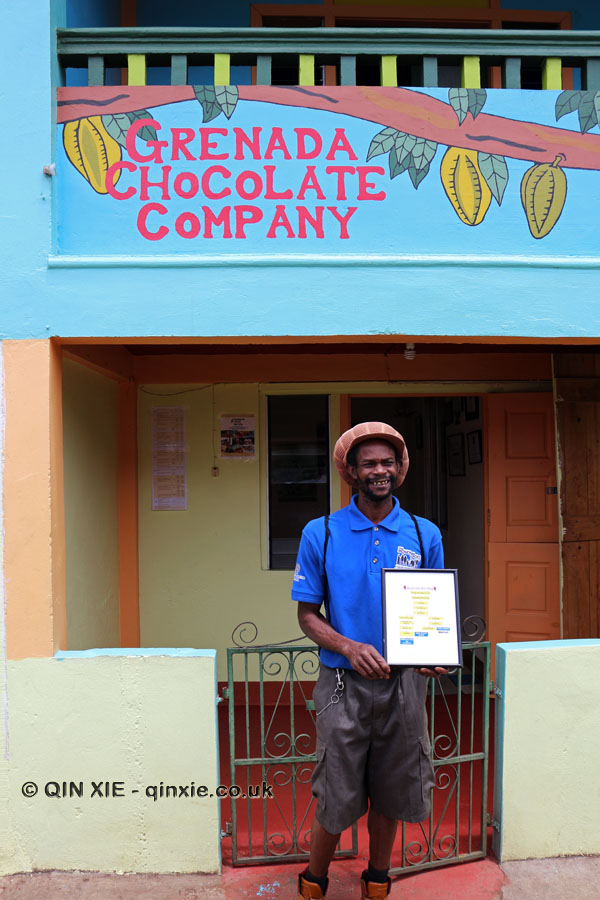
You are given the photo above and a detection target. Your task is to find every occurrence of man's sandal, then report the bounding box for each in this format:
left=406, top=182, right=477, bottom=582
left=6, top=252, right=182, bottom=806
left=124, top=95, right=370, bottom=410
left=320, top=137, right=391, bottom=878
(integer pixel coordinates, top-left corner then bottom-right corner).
left=296, top=874, right=328, bottom=898
left=360, top=871, right=391, bottom=899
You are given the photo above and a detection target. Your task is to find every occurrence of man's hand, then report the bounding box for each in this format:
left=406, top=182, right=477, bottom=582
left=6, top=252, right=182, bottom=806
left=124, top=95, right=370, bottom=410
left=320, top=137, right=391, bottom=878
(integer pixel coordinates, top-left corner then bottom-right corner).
left=296, top=602, right=390, bottom=679
left=415, top=667, right=448, bottom=679
left=346, top=642, right=391, bottom=679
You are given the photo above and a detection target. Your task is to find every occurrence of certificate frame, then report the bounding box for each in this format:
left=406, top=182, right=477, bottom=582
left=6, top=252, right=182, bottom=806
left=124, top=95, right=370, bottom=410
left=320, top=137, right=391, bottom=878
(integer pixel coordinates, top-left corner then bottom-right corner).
left=381, top=568, right=462, bottom=668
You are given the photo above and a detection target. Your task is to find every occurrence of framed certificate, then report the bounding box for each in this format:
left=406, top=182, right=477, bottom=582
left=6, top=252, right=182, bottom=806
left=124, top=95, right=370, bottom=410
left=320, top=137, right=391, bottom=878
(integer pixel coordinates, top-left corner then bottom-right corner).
left=381, top=568, right=462, bottom=668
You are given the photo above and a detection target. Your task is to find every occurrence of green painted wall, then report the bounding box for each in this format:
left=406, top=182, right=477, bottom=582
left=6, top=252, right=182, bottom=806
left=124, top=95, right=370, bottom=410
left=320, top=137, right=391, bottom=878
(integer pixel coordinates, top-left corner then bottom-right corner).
left=62, top=359, right=120, bottom=649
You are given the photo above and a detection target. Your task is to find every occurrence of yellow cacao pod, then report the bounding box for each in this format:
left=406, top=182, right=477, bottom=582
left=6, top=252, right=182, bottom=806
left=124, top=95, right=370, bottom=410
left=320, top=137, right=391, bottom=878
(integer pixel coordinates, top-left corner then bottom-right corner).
left=520, top=155, right=567, bottom=239
left=63, top=116, right=121, bottom=194
left=440, top=147, right=491, bottom=226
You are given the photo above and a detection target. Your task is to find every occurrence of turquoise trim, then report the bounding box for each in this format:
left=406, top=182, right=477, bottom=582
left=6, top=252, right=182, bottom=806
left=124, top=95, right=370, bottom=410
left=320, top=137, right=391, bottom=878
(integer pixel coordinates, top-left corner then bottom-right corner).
left=47, top=253, right=600, bottom=270
left=492, top=643, right=507, bottom=862
left=497, top=639, right=600, bottom=652
left=55, top=647, right=217, bottom=658
left=56, top=26, right=600, bottom=60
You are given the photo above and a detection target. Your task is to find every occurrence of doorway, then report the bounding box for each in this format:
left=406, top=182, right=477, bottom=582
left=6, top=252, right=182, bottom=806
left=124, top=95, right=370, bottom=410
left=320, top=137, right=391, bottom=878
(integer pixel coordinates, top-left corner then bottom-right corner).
left=350, top=396, right=485, bottom=630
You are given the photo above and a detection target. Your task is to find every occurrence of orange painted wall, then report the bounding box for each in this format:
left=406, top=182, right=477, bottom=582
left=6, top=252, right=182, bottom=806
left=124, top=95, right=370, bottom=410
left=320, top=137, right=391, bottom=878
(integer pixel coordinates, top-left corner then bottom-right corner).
left=3, top=340, right=66, bottom=659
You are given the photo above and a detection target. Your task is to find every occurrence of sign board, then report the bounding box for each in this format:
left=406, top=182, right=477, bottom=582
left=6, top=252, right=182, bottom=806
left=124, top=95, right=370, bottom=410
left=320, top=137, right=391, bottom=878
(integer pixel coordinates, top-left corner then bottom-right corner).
left=382, top=568, right=462, bottom=668
left=56, top=85, right=600, bottom=258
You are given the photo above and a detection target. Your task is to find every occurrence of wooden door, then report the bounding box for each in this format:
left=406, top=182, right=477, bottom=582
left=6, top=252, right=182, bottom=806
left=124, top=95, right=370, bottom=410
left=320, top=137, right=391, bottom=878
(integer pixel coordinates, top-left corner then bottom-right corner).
left=486, top=394, right=561, bottom=651
left=555, top=353, right=600, bottom=639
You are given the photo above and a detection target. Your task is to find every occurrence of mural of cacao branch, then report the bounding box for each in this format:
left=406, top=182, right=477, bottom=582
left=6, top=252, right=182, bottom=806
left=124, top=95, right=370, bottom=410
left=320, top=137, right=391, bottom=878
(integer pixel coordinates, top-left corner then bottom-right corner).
left=556, top=90, right=600, bottom=134
left=63, top=108, right=159, bottom=194
left=520, top=155, right=567, bottom=239
left=194, top=86, right=239, bottom=121
left=366, top=92, right=508, bottom=226
left=58, top=85, right=598, bottom=236
left=57, top=86, right=600, bottom=171
left=63, top=116, right=122, bottom=194
left=440, top=148, right=491, bottom=225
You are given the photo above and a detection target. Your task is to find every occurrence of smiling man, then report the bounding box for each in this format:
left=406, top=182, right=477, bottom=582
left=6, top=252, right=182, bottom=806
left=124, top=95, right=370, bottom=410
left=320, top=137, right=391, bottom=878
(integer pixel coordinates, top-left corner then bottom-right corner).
left=291, top=422, right=445, bottom=900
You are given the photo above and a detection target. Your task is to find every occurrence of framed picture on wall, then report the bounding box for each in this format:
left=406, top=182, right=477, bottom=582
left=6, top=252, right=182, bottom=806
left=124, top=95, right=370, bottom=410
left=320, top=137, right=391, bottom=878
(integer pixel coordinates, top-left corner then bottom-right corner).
left=467, top=429, right=482, bottom=464
left=465, top=397, right=480, bottom=421
left=447, top=433, right=465, bottom=476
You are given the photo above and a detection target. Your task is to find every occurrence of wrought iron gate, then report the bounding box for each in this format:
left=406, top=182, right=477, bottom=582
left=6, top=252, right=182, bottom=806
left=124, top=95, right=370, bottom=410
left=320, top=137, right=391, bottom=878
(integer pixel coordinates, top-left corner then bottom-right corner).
left=223, top=623, right=490, bottom=873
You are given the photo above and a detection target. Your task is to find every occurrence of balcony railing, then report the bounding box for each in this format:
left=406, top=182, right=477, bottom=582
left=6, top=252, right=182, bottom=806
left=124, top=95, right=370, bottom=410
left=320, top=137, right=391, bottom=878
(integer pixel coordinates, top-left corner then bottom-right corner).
left=57, top=27, right=600, bottom=90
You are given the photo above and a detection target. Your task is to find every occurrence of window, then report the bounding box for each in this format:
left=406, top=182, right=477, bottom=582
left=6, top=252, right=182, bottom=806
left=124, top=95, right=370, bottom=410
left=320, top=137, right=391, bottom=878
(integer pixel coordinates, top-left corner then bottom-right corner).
left=268, top=395, right=330, bottom=569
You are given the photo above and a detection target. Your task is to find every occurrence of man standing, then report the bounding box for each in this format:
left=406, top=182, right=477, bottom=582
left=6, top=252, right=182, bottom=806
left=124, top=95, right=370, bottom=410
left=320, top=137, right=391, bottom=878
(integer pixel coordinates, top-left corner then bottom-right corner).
left=291, top=422, right=446, bottom=900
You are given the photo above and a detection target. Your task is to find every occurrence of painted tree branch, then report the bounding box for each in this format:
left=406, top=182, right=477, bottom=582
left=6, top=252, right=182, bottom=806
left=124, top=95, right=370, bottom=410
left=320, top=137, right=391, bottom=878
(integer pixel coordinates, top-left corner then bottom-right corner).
left=57, top=85, right=600, bottom=171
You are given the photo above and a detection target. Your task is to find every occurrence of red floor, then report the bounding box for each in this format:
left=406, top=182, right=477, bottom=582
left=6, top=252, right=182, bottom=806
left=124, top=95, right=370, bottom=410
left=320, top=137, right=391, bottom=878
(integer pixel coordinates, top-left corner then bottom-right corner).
left=217, top=688, right=496, bottom=879
left=218, top=855, right=507, bottom=900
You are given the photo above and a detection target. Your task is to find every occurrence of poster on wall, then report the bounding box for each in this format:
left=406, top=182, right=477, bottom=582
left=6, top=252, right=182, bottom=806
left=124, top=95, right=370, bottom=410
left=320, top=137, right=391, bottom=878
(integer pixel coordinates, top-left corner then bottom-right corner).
left=151, top=406, right=187, bottom=510
left=56, top=84, right=600, bottom=257
left=382, top=568, right=462, bottom=668
left=220, top=414, right=255, bottom=458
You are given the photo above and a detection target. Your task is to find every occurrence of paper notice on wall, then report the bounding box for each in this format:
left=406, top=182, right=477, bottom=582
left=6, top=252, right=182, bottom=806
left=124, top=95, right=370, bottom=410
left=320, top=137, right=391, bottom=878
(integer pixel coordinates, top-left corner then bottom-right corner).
left=220, top=414, right=256, bottom=458
left=151, top=406, right=187, bottom=510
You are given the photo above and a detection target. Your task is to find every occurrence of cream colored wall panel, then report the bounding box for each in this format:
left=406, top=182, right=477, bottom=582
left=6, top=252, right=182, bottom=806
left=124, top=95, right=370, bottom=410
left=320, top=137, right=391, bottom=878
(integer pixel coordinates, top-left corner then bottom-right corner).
left=3, top=653, right=219, bottom=875
left=494, top=640, right=600, bottom=861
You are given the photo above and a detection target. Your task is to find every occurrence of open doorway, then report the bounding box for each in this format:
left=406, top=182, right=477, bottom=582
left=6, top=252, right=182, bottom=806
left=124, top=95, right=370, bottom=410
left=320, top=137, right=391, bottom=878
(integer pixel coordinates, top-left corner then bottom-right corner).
left=350, top=396, right=485, bottom=627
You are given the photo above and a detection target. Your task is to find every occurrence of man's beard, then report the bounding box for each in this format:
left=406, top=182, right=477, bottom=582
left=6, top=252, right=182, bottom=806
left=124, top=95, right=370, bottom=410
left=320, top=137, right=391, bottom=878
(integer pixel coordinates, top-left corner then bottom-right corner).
left=356, top=474, right=395, bottom=503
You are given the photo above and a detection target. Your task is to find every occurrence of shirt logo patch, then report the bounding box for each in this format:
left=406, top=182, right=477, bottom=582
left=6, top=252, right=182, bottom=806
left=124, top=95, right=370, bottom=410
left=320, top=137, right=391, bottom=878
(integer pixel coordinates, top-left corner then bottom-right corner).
left=395, top=546, right=422, bottom=569
left=293, top=563, right=306, bottom=582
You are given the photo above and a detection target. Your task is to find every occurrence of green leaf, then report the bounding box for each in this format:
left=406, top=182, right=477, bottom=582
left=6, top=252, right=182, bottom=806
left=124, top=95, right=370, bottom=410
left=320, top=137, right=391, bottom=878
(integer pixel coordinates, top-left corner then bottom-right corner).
left=449, top=88, right=469, bottom=125
left=555, top=90, right=582, bottom=121
left=394, top=132, right=417, bottom=157
left=366, top=127, right=399, bottom=161
left=578, top=90, right=599, bottom=134
left=478, top=152, right=509, bottom=205
left=594, top=93, right=600, bottom=133
left=215, top=86, right=239, bottom=119
left=411, top=137, right=437, bottom=171
left=389, top=149, right=411, bottom=180
left=388, top=133, right=419, bottom=179
left=408, top=161, right=431, bottom=189
left=127, top=109, right=158, bottom=142
left=468, top=88, right=487, bottom=119
left=193, top=86, right=223, bottom=123
left=101, top=113, right=132, bottom=148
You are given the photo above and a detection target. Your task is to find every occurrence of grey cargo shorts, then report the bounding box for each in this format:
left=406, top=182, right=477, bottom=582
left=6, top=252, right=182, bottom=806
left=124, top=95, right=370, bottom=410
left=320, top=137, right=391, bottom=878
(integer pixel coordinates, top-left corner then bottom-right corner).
left=311, top=665, right=435, bottom=835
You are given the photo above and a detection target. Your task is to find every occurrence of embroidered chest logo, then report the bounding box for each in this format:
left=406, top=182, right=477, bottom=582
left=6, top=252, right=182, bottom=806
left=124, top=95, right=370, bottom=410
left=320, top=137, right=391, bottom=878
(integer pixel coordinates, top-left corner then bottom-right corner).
left=395, top=546, right=422, bottom=569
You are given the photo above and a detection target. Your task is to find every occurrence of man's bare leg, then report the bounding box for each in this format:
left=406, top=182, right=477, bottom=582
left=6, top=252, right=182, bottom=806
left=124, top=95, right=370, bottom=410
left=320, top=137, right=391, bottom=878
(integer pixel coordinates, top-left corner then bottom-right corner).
left=307, top=818, right=341, bottom=877
left=367, top=808, right=398, bottom=868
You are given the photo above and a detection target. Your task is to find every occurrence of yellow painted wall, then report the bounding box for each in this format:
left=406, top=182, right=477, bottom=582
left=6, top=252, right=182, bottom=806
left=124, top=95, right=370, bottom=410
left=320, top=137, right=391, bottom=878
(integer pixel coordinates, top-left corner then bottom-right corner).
left=62, top=358, right=120, bottom=649
left=1, top=652, right=220, bottom=875
left=494, top=640, right=600, bottom=860
left=138, top=384, right=318, bottom=681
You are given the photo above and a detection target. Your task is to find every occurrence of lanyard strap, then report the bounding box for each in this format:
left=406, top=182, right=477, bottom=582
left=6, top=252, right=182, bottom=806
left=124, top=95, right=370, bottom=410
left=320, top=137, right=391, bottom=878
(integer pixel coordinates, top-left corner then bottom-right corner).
left=323, top=514, right=331, bottom=624
left=407, top=512, right=425, bottom=566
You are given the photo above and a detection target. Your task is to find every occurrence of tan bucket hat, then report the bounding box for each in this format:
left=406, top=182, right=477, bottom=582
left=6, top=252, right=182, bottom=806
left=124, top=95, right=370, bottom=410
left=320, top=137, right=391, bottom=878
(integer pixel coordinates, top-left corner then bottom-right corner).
left=333, top=422, right=409, bottom=486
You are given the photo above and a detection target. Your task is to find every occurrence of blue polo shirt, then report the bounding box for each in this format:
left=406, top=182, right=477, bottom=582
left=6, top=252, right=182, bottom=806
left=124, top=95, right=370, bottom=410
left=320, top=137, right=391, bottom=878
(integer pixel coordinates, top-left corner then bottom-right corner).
left=291, top=495, right=444, bottom=669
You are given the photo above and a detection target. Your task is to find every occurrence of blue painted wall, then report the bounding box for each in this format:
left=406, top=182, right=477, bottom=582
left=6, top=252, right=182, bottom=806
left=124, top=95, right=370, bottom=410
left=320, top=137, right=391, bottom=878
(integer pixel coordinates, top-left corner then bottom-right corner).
left=65, top=2, right=600, bottom=30
left=2, top=2, right=600, bottom=341
left=64, top=2, right=600, bottom=30
left=502, top=2, right=598, bottom=30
